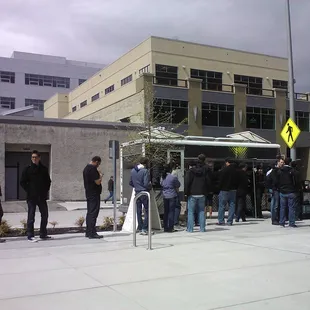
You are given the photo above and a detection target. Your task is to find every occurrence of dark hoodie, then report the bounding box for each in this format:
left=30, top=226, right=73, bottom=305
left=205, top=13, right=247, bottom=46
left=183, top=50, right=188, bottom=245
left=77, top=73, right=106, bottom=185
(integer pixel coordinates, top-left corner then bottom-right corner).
left=219, top=163, right=239, bottom=191
left=129, top=164, right=151, bottom=193
left=277, top=165, right=300, bottom=194
left=184, top=163, right=209, bottom=196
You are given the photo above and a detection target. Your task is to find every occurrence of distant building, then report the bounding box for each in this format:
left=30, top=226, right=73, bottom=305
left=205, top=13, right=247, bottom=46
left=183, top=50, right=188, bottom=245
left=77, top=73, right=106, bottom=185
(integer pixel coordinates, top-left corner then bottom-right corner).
left=0, top=51, right=104, bottom=117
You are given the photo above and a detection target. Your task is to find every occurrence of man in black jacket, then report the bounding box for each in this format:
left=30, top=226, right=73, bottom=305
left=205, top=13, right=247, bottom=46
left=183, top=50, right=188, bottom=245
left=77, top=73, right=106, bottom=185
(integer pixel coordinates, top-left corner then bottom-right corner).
left=20, top=150, right=51, bottom=242
left=218, top=158, right=239, bottom=226
left=184, top=154, right=209, bottom=232
left=277, top=158, right=300, bottom=227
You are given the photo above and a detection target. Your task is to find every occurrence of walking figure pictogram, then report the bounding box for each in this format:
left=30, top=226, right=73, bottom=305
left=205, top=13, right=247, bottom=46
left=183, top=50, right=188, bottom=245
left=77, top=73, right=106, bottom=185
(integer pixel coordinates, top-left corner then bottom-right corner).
left=286, top=123, right=294, bottom=142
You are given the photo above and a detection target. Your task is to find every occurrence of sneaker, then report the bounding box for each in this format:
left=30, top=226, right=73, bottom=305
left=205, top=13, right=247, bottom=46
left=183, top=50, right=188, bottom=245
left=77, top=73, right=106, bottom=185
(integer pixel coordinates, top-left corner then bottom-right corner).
left=272, top=221, right=279, bottom=226
left=89, top=234, right=103, bottom=239
left=0, top=239, right=6, bottom=243
left=289, top=224, right=297, bottom=228
left=216, top=222, right=225, bottom=226
left=226, top=222, right=233, bottom=226
left=28, top=237, right=39, bottom=243
left=40, top=236, right=52, bottom=240
left=174, top=225, right=184, bottom=231
left=140, top=230, right=154, bottom=236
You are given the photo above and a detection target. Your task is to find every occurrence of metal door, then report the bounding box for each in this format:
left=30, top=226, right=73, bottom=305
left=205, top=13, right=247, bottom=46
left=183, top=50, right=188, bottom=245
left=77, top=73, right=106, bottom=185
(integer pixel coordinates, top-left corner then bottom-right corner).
left=5, top=166, right=19, bottom=200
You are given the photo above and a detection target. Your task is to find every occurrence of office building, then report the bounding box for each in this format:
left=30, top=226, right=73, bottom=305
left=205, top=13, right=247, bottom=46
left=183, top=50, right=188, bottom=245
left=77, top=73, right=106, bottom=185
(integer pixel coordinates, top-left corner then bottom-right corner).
left=0, top=51, right=104, bottom=117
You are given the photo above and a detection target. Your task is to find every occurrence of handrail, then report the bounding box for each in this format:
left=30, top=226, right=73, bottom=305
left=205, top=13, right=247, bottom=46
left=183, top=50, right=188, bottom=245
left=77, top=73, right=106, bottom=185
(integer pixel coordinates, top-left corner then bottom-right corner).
left=133, top=191, right=152, bottom=250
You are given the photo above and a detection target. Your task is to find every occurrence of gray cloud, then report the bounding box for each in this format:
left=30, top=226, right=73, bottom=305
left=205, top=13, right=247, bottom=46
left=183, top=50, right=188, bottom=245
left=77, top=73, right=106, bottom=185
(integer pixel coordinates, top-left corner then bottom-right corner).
left=0, top=0, right=309, bottom=91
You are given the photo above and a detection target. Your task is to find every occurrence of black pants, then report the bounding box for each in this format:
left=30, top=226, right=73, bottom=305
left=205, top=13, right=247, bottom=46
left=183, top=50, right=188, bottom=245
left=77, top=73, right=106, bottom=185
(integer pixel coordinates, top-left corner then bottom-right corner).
left=0, top=200, right=3, bottom=225
left=256, top=188, right=263, bottom=217
left=27, top=198, right=49, bottom=238
left=236, top=194, right=246, bottom=221
left=86, top=195, right=100, bottom=236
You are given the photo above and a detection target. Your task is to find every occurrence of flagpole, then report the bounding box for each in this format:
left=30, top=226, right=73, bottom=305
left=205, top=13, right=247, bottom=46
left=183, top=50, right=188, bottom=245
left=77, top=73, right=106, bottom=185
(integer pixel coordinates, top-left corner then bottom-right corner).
left=286, top=0, right=296, bottom=160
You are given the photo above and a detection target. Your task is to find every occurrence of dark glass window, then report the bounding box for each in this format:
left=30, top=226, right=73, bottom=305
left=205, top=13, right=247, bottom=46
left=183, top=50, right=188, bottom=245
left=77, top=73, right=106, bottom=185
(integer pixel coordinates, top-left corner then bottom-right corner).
left=273, top=79, right=288, bottom=90
left=91, top=93, right=99, bottom=102
left=25, top=74, right=70, bottom=88
left=72, top=106, right=77, bottom=112
left=121, top=74, right=132, bottom=86
left=0, top=71, right=15, bottom=83
left=234, top=75, right=263, bottom=95
left=246, top=107, right=275, bottom=129
left=155, top=64, right=178, bottom=86
left=105, top=85, right=114, bottom=95
left=202, top=103, right=234, bottom=127
left=25, top=98, right=46, bottom=111
left=0, top=97, right=15, bottom=109
left=80, top=100, right=87, bottom=108
left=286, top=110, right=309, bottom=131
left=190, top=69, right=223, bottom=91
left=153, top=99, right=188, bottom=124
left=79, top=79, right=87, bottom=85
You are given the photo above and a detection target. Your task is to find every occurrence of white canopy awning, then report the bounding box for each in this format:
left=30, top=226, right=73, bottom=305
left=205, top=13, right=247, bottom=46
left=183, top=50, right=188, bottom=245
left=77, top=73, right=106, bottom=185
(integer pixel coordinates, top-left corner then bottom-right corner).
left=226, top=131, right=271, bottom=144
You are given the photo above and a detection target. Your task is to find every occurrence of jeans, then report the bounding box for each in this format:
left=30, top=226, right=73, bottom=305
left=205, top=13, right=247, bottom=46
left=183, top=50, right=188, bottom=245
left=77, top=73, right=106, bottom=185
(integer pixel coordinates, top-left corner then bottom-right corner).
left=163, top=197, right=177, bottom=231
left=174, top=193, right=181, bottom=225
left=269, top=189, right=280, bottom=223
left=136, top=194, right=149, bottom=232
left=218, top=190, right=236, bottom=224
left=187, top=196, right=205, bottom=232
left=280, top=192, right=298, bottom=226
left=27, top=197, right=49, bottom=238
left=104, top=191, right=114, bottom=203
left=86, top=194, right=100, bottom=236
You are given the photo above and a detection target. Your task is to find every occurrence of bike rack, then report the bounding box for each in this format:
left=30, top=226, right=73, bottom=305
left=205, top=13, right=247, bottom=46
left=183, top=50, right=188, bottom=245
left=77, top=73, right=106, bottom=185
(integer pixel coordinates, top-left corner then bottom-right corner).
left=133, top=191, right=152, bottom=250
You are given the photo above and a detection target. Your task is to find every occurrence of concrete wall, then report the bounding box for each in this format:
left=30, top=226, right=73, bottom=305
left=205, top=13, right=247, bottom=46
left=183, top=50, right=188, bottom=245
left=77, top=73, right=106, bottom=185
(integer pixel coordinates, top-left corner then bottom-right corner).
left=0, top=117, right=140, bottom=201
left=0, top=52, right=103, bottom=116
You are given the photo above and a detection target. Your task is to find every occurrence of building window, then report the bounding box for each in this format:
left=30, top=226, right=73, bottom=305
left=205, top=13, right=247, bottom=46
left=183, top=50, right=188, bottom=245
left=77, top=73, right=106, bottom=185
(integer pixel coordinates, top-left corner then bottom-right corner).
left=0, top=97, right=15, bottom=109
left=25, top=99, right=46, bottom=111
left=153, top=99, right=188, bottom=124
left=286, top=110, right=309, bottom=131
left=91, top=93, right=99, bottom=102
left=234, top=75, right=263, bottom=95
left=202, top=103, right=234, bottom=127
left=80, top=100, right=87, bottom=108
left=155, top=64, right=178, bottom=86
left=105, top=85, right=114, bottom=95
left=25, top=74, right=70, bottom=88
left=273, top=79, right=288, bottom=90
left=246, top=107, right=275, bottom=129
left=121, top=74, right=132, bottom=86
left=191, top=69, right=223, bottom=91
left=139, top=65, right=150, bottom=75
left=72, top=106, right=77, bottom=112
left=0, top=71, right=15, bottom=83
left=79, top=79, right=87, bottom=85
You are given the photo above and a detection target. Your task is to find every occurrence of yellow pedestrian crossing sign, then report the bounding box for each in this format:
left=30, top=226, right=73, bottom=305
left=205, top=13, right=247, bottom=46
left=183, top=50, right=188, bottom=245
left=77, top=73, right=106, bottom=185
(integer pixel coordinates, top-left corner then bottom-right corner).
left=280, top=118, right=300, bottom=148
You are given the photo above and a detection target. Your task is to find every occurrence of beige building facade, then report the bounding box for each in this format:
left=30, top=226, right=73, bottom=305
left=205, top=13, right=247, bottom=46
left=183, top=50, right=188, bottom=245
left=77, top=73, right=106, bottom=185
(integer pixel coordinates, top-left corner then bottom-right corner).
left=44, top=36, right=310, bottom=158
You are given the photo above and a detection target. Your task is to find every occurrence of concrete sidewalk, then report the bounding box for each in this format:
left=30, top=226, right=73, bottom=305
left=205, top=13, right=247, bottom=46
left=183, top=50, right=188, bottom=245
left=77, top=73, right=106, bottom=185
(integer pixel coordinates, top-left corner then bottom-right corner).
left=0, top=219, right=310, bottom=309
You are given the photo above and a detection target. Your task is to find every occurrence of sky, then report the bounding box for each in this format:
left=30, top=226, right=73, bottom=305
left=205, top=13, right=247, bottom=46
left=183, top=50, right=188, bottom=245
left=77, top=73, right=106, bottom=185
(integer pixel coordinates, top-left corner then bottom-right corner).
left=0, top=0, right=309, bottom=91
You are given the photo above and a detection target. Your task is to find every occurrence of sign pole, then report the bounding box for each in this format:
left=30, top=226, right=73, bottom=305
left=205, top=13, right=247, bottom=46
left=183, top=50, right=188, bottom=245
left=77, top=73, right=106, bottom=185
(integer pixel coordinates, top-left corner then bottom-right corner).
left=112, top=140, right=117, bottom=232
left=286, top=0, right=296, bottom=161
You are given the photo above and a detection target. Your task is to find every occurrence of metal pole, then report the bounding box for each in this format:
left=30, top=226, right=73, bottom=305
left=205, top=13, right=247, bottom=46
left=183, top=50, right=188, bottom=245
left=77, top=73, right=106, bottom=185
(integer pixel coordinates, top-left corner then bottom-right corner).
left=120, top=146, right=123, bottom=205
left=286, top=0, right=296, bottom=160
left=133, top=195, right=137, bottom=247
left=147, top=191, right=152, bottom=250
left=112, top=141, right=117, bottom=232
left=252, top=159, right=257, bottom=218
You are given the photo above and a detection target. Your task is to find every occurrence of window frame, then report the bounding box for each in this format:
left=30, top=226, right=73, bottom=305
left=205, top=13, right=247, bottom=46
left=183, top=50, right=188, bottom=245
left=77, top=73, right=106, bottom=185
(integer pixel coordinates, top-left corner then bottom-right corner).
left=105, top=84, right=115, bottom=95
left=91, top=93, right=100, bottom=102
left=25, top=73, right=70, bottom=88
left=121, top=74, right=133, bottom=86
left=0, top=96, right=15, bottom=109
left=0, top=71, right=15, bottom=83
left=202, top=103, right=234, bottom=127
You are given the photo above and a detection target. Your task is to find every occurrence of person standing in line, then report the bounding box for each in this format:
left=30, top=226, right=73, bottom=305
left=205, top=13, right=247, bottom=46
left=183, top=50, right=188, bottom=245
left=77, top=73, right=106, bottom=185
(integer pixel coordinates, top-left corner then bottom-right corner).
left=217, top=158, right=239, bottom=226
left=277, top=158, right=300, bottom=228
left=83, top=156, right=103, bottom=239
left=266, top=157, right=284, bottom=225
left=255, top=165, right=265, bottom=218
left=184, top=154, right=209, bottom=233
left=161, top=164, right=180, bottom=232
left=20, top=150, right=51, bottom=242
left=129, top=157, right=152, bottom=235
left=235, top=163, right=248, bottom=223
left=0, top=184, right=5, bottom=243
left=171, top=161, right=183, bottom=229
left=104, top=176, right=114, bottom=204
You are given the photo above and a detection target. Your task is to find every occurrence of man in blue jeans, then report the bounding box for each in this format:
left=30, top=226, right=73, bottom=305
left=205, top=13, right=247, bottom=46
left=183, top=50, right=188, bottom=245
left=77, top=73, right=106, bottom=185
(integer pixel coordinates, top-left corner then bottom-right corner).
left=218, top=158, right=239, bottom=226
left=277, top=158, right=300, bottom=228
left=266, top=158, right=284, bottom=225
left=184, top=154, right=210, bottom=232
left=129, top=157, right=152, bottom=235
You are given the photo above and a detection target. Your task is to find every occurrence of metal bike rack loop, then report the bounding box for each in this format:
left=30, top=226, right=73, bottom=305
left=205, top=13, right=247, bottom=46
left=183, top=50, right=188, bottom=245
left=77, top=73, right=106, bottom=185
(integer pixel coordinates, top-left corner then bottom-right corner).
left=133, top=191, right=152, bottom=250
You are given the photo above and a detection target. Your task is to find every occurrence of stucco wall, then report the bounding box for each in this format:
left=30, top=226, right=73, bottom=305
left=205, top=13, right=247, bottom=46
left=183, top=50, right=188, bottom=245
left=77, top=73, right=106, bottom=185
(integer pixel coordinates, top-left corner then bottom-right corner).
left=0, top=118, right=139, bottom=201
